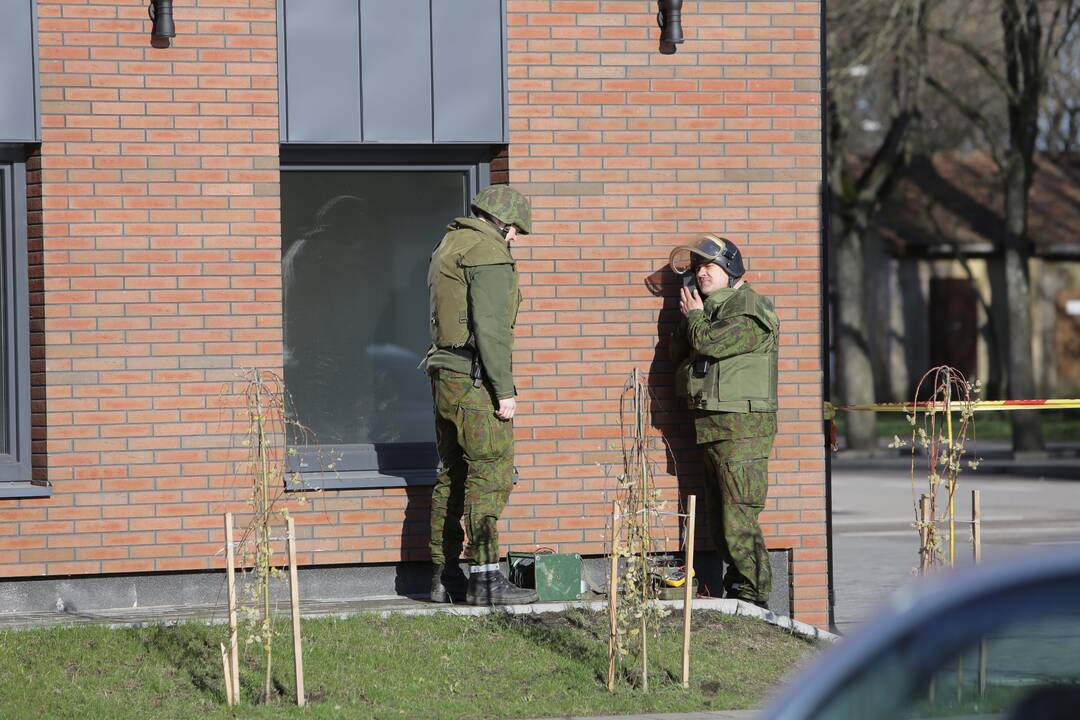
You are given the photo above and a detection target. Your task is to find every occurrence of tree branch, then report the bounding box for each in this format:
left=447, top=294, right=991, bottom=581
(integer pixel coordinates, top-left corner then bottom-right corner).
left=1045, top=0, right=1080, bottom=66
left=855, top=110, right=916, bottom=203
left=926, top=74, right=1005, bottom=167
left=933, top=28, right=1016, bottom=101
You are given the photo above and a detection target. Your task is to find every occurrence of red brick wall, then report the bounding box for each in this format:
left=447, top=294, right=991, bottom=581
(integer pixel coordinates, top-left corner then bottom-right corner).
left=10, top=0, right=282, bottom=575
left=502, top=0, right=826, bottom=625
left=5, top=0, right=826, bottom=627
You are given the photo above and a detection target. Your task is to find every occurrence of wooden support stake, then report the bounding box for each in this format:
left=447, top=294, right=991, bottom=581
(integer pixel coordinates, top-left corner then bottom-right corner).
left=224, top=512, right=240, bottom=702
left=972, top=490, right=982, bottom=565
left=681, top=495, right=697, bottom=689
left=973, top=489, right=986, bottom=695
left=978, top=639, right=988, bottom=696
left=634, top=370, right=649, bottom=695
left=640, top=613, right=648, bottom=693
left=946, top=402, right=955, bottom=566
left=956, top=655, right=963, bottom=704
left=607, top=501, right=620, bottom=692
left=287, top=517, right=306, bottom=707
left=919, top=495, right=931, bottom=575
left=220, top=642, right=233, bottom=706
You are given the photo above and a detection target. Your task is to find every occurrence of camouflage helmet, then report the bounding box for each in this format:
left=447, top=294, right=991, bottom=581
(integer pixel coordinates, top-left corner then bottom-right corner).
left=471, top=185, right=532, bottom=234
left=669, top=234, right=745, bottom=279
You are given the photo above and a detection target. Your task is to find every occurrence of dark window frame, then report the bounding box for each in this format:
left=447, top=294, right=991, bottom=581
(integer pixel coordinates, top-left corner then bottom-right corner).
left=0, top=159, right=41, bottom=497
left=280, top=150, right=493, bottom=490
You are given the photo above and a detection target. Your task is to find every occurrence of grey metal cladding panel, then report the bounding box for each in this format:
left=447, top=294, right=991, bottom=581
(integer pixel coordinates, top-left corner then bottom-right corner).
left=432, top=0, right=505, bottom=143
left=283, top=0, right=361, bottom=142
left=360, top=0, right=433, bottom=143
left=0, top=0, right=36, bottom=142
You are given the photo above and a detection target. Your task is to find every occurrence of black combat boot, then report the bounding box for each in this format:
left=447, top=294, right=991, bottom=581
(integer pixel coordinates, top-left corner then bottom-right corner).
left=466, top=569, right=539, bottom=606
left=430, top=563, right=468, bottom=603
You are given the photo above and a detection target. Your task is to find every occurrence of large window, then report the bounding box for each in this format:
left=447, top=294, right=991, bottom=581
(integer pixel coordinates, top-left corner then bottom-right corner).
left=281, top=166, right=479, bottom=488
left=0, top=162, right=36, bottom=496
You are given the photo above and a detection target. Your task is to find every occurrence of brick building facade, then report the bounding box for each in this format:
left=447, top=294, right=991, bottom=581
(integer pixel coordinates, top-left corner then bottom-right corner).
left=0, top=0, right=827, bottom=627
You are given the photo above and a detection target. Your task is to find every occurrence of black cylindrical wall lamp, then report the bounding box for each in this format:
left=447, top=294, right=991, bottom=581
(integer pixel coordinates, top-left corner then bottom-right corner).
left=149, top=0, right=176, bottom=41
left=657, top=0, right=685, bottom=49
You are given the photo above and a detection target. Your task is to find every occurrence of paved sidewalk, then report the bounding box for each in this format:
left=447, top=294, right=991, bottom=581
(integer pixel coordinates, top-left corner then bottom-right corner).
left=832, top=439, right=1080, bottom=479
left=830, top=439, right=1080, bottom=632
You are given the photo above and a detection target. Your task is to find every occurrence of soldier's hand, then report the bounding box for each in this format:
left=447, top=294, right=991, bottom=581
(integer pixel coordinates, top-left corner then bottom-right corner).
left=496, top=397, right=517, bottom=421
left=680, top=286, right=703, bottom=316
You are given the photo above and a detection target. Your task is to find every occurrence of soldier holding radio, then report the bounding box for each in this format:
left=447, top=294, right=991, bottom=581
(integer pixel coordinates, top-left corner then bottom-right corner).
left=668, top=235, right=780, bottom=610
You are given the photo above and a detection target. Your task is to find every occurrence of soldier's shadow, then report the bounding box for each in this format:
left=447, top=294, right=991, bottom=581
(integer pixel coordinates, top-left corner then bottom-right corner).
left=643, top=268, right=722, bottom=598
left=642, top=267, right=688, bottom=481
left=394, top=484, right=438, bottom=599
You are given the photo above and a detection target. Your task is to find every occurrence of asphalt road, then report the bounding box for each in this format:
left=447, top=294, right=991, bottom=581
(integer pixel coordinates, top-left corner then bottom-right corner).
left=831, top=458, right=1080, bottom=635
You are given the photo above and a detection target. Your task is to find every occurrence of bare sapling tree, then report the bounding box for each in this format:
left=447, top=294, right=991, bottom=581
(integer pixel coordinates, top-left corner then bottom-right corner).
left=609, top=369, right=674, bottom=692
left=890, top=366, right=980, bottom=571
left=230, top=368, right=322, bottom=704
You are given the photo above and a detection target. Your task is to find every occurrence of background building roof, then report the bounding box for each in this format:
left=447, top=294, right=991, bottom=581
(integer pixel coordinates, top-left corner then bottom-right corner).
left=873, top=153, right=1080, bottom=257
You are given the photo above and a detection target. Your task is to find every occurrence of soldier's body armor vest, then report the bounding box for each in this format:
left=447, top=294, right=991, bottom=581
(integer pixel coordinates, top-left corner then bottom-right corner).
left=428, top=217, right=520, bottom=349
left=676, top=285, right=779, bottom=413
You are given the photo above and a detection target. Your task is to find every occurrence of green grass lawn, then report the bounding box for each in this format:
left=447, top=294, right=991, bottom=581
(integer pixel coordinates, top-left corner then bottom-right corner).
left=835, top=410, right=1080, bottom=443
left=0, top=609, right=820, bottom=719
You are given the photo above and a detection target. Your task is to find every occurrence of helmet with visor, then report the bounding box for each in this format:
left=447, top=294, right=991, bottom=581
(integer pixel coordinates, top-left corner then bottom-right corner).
left=669, top=234, right=746, bottom=280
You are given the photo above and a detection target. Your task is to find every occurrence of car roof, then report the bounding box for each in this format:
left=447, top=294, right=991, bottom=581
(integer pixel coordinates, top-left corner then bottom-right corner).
left=760, top=549, right=1080, bottom=720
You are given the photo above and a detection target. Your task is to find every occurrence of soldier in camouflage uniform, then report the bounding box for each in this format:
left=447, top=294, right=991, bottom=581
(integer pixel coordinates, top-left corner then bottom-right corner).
left=668, top=235, right=779, bottom=609
left=424, top=185, right=538, bottom=606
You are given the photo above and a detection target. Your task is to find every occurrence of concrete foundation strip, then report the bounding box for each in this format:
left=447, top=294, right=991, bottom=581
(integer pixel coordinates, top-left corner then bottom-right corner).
left=369, top=598, right=838, bottom=643
left=2, top=597, right=838, bottom=644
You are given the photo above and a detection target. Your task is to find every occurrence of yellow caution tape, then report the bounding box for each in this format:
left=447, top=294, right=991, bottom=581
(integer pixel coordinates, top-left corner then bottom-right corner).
left=826, top=398, right=1080, bottom=416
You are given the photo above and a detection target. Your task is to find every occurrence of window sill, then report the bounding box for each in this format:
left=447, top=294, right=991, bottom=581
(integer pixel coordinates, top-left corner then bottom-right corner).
left=285, top=469, right=437, bottom=491
left=0, top=482, right=51, bottom=499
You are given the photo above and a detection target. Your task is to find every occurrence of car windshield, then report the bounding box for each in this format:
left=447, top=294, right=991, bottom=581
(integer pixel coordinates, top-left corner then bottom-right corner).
left=811, top=589, right=1080, bottom=719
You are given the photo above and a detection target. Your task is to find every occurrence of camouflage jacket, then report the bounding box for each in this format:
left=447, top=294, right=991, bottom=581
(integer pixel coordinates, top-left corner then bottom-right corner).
left=426, top=217, right=521, bottom=400
left=670, top=285, right=778, bottom=444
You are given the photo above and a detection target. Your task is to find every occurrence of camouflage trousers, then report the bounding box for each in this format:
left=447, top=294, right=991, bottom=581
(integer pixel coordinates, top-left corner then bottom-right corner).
left=429, top=369, right=515, bottom=567
left=702, top=436, right=774, bottom=604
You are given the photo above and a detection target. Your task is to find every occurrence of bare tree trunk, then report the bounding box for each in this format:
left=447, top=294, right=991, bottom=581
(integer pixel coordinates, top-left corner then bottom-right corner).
left=930, top=0, right=1069, bottom=454
left=834, top=211, right=878, bottom=451
left=997, top=0, right=1056, bottom=453
left=1002, top=160, right=1044, bottom=451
